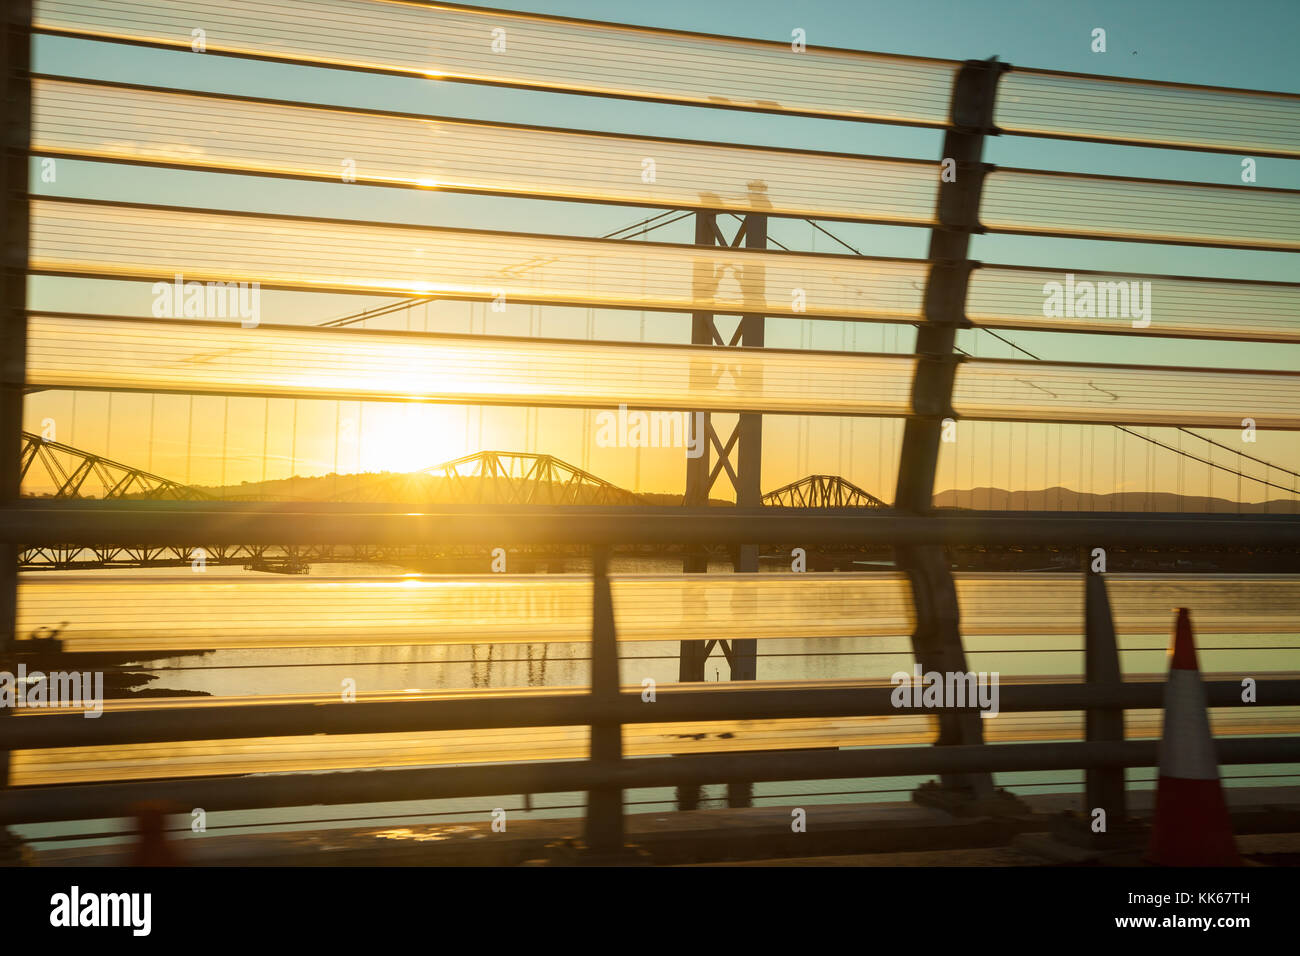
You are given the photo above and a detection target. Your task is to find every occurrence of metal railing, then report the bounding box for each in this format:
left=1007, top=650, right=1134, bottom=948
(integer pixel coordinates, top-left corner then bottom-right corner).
left=2, top=547, right=1297, bottom=849
left=3, top=0, right=1299, bottom=850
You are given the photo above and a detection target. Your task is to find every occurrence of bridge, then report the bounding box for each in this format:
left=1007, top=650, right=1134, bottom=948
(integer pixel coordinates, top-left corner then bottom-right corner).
left=762, top=474, right=888, bottom=509
left=337, top=450, right=648, bottom=506
left=15, top=434, right=1294, bottom=567
left=17, top=443, right=906, bottom=568
left=19, top=430, right=209, bottom=501
left=1, top=0, right=1299, bottom=874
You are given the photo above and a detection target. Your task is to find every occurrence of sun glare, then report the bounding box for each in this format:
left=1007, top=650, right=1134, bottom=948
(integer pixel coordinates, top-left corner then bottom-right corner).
left=356, top=404, right=468, bottom=474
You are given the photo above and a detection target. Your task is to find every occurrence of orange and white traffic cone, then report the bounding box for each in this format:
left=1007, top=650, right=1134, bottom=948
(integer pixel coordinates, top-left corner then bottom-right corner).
left=1146, top=607, right=1241, bottom=866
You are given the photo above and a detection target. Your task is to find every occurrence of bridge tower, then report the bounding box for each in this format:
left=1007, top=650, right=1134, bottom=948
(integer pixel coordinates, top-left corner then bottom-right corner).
left=678, top=209, right=767, bottom=808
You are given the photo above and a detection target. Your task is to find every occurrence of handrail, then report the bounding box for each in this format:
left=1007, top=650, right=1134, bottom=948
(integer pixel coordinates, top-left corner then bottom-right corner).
left=4, top=679, right=1297, bottom=751
left=1, top=737, right=1294, bottom=827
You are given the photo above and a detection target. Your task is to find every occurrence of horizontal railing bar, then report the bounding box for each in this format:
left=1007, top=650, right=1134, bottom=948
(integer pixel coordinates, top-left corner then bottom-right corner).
left=5, top=680, right=1298, bottom=751
left=968, top=266, right=1300, bottom=343
left=28, top=194, right=1300, bottom=342
left=2, top=736, right=1294, bottom=826
left=981, top=168, right=1300, bottom=253
left=27, top=197, right=930, bottom=325
left=32, top=0, right=959, bottom=128
left=1007, top=62, right=1300, bottom=101
left=4, top=505, right=1300, bottom=548
left=30, top=75, right=942, bottom=228
left=977, top=261, right=1300, bottom=289
left=951, top=359, right=1300, bottom=430
left=29, top=311, right=1300, bottom=370
left=24, top=313, right=918, bottom=416
left=32, top=90, right=1300, bottom=254
left=24, top=313, right=1300, bottom=427
left=12, top=571, right=913, bottom=652
left=26, top=73, right=944, bottom=165
left=28, top=194, right=922, bottom=262
left=997, top=67, right=1300, bottom=159
left=39, top=74, right=1299, bottom=254
left=27, top=272, right=1300, bottom=347
left=32, top=3, right=1300, bottom=157
left=15, top=572, right=1300, bottom=654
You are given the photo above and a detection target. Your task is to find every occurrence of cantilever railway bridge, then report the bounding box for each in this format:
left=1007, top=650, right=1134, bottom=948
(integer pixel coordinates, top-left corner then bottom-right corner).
left=15, top=441, right=899, bottom=569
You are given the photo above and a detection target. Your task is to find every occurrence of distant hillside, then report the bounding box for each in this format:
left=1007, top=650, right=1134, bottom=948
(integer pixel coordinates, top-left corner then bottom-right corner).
left=178, top=472, right=731, bottom=507
left=125, top=472, right=1297, bottom=513
left=933, top=486, right=1299, bottom=514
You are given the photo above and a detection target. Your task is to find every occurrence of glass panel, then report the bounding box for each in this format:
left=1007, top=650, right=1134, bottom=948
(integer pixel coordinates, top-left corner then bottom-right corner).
left=30, top=199, right=929, bottom=320
left=968, top=267, right=1300, bottom=342
left=998, top=68, right=1300, bottom=157
left=26, top=314, right=918, bottom=414
left=954, top=359, right=1300, bottom=428
left=982, top=169, right=1300, bottom=251
left=35, top=0, right=957, bottom=124
left=33, top=77, right=940, bottom=224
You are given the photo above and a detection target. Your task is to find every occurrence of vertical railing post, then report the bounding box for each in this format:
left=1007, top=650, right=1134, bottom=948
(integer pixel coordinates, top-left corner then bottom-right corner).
left=1084, top=558, right=1127, bottom=824
left=0, top=0, right=31, bottom=783
left=894, top=58, right=1006, bottom=809
left=0, top=0, right=30, bottom=865
left=584, top=547, right=624, bottom=854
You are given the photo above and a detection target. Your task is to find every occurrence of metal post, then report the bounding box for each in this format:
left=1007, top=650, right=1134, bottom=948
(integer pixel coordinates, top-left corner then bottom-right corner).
left=0, top=0, right=30, bottom=865
left=583, top=547, right=624, bottom=854
left=1084, top=561, right=1126, bottom=822
left=894, top=58, right=1006, bottom=807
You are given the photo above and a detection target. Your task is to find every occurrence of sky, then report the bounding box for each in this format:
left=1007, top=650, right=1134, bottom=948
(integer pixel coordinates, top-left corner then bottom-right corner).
left=21, top=0, right=1300, bottom=506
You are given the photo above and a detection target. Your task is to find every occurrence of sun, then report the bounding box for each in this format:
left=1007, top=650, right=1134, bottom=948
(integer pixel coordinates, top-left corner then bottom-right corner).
left=356, top=404, right=470, bottom=475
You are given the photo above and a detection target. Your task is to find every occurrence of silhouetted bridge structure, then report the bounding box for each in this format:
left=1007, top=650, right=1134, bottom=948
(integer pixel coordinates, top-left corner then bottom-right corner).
left=18, top=443, right=906, bottom=568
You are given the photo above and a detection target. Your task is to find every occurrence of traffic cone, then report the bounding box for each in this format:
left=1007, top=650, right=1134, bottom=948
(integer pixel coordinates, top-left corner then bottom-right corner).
left=1146, top=608, right=1241, bottom=866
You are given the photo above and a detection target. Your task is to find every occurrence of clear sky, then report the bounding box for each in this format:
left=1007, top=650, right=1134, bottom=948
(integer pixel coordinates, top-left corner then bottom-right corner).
left=22, top=0, right=1300, bottom=507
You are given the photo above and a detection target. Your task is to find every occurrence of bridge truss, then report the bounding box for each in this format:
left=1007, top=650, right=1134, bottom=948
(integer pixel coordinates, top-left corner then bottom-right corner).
left=344, top=451, right=645, bottom=506
left=762, top=474, right=889, bottom=509
left=19, top=431, right=207, bottom=500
